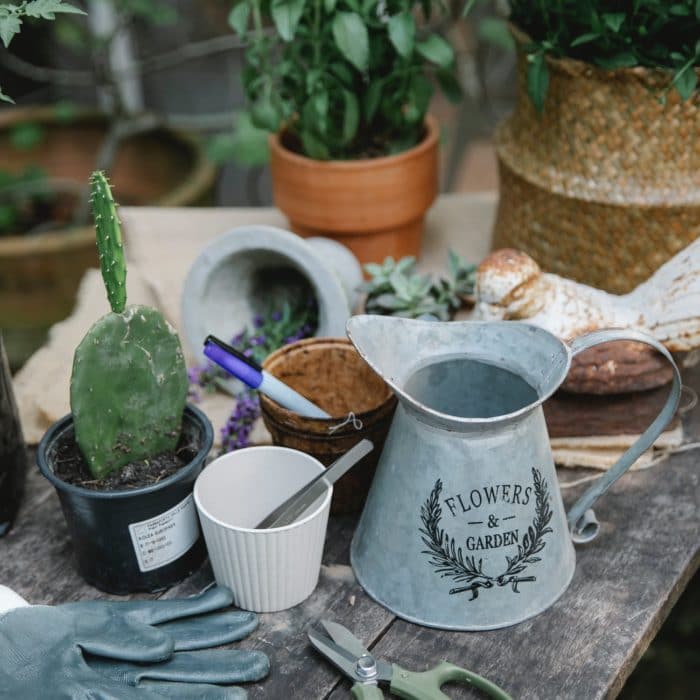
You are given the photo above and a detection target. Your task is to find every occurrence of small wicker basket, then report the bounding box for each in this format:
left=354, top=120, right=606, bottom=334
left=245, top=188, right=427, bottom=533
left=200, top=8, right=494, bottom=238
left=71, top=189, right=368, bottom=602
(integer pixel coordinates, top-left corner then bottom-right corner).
left=493, top=32, right=700, bottom=293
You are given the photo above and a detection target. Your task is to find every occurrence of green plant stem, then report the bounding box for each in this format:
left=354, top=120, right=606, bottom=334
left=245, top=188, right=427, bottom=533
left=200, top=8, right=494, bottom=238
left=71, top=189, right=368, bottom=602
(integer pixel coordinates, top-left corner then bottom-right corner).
left=313, top=0, right=322, bottom=66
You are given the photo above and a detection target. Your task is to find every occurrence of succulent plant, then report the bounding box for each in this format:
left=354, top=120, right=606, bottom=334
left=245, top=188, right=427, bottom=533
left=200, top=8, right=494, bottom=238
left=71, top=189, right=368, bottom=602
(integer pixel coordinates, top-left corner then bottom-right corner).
left=361, top=251, right=476, bottom=321
left=69, top=172, right=188, bottom=479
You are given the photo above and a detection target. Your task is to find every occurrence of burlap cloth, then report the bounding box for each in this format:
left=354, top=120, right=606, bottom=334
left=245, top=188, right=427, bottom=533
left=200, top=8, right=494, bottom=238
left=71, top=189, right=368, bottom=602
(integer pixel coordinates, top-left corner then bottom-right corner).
left=14, top=193, right=680, bottom=466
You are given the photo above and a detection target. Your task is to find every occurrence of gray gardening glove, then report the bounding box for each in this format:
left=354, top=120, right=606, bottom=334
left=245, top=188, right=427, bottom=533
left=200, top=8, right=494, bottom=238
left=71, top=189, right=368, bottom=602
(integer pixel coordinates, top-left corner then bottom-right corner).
left=0, top=585, right=269, bottom=699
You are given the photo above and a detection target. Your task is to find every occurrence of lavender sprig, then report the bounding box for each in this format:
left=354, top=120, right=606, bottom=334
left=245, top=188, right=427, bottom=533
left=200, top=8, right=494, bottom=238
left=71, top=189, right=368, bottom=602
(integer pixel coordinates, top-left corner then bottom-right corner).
left=187, top=300, right=318, bottom=454
left=220, top=389, right=260, bottom=453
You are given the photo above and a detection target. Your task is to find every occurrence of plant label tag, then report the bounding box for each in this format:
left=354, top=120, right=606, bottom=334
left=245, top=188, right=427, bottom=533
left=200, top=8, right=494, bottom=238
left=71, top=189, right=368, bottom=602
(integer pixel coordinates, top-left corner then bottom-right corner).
left=129, top=495, right=199, bottom=573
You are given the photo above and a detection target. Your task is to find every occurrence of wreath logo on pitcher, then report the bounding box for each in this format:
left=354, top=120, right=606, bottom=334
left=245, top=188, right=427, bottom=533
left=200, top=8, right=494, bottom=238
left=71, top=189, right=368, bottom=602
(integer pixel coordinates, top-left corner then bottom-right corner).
left=419, top=468, right=553, bottom=600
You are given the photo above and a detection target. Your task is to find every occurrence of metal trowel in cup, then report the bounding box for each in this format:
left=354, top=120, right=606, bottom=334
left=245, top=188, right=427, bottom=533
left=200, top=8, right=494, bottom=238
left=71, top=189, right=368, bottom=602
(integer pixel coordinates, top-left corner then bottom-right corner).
left=255, top=439, right=374, bottom=529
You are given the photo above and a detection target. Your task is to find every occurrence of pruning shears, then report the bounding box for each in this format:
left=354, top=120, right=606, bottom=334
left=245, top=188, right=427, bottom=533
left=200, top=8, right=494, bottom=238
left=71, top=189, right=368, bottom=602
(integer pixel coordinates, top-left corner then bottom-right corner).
left=308, top=620, right=512, bottom=700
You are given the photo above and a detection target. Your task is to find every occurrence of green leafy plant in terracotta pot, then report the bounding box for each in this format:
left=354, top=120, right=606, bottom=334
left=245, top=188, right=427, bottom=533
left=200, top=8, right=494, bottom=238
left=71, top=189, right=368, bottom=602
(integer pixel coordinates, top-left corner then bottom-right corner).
left=468, top=0, right=700, bottom=293
left=37, top=172, right=213, bottom=594
left=229, top=0, right=462, bottom=264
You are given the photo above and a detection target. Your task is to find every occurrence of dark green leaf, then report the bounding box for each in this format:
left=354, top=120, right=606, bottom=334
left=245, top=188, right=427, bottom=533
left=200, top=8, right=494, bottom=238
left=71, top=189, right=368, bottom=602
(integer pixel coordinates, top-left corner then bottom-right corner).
left=271, top=0, right=306, bottom=42
left=595, top=52, right=638, bottom=69
left=602, top=13, right=625, bottom=33
left=405, top=73, right=433, bottom=124
left=332, top=12, right=369, bottom=71
left=300, top=130, right=330, bottom=160
left=0, top=15, right=21, bottom=48
left=416, top=35, right=454, bottom=69
left=436, top=69, right=462, bottom=102
left=388, top=12, right=415, bottom=58
left=324, top=0, right=337, bottom=11
left=228, top=2, right=250, bottom=37
left=23, top=1, right=85, bottom=19
left=673, top=65, right=698, bottom=100
left=696, top=0, right=700, bottom=20
left=526, top=51, right=549, bottom=114
left=669, top=4, right=691, bottom=16
left=341, top=90, right=359, bottom=144
left=328, top=62, right=353, bottom=86
left=250, top=94, right=281, bottom=132
left=462, top=0, right=477, bottom=17
left=364, top=80, right=382, bottom=121
left=571, top=32, right=600, bottom=48
left=0, top=204, right=17, bottom=233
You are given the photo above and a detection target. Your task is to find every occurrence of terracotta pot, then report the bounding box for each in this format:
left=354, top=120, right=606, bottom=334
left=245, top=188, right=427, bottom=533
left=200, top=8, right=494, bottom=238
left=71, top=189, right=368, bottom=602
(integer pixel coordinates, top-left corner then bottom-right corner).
left=269, top=116, right=439, bottom=266
left=259, top=338, right=397, bottom=514
left=0, top=107, right=217, bottom=368
left=493, top=26, right=700, bottom=294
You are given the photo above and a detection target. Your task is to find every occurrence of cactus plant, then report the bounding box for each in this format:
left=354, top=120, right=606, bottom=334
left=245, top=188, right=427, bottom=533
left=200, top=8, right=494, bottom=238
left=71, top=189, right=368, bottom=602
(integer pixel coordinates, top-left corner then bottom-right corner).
left=69, top=172, right=188, bottom=479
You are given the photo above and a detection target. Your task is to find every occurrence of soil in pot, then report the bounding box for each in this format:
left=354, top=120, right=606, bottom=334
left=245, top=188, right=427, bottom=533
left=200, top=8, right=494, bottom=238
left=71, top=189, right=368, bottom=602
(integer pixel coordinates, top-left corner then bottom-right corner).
left=52, top=427, right=198, bottom=491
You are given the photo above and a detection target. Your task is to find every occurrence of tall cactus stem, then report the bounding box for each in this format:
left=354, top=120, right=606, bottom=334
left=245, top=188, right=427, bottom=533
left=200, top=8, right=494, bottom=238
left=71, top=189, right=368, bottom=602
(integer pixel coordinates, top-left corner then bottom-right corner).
left=90, top=171, right=127, bottom=314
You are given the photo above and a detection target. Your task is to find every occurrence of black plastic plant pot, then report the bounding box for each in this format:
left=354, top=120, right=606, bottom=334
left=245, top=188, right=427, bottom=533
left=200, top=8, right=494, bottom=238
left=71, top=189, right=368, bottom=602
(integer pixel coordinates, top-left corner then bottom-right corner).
left=37, top=404, right=213, bottom=595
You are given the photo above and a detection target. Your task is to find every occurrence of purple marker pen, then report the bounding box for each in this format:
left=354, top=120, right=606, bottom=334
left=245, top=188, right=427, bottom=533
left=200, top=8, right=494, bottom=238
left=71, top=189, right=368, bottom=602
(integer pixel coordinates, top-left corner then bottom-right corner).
left=203, top=336, right=330, bottom=419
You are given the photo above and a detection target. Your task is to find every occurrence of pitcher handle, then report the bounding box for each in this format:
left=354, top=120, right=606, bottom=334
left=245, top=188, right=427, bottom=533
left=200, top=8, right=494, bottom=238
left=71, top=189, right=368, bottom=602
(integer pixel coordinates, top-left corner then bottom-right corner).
left=566, top=329, right=681, bottom=544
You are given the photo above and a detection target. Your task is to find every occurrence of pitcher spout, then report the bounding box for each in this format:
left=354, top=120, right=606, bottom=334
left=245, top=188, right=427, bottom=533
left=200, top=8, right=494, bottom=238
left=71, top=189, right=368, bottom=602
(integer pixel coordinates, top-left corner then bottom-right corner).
left=346, top=315, right=571, bottom=429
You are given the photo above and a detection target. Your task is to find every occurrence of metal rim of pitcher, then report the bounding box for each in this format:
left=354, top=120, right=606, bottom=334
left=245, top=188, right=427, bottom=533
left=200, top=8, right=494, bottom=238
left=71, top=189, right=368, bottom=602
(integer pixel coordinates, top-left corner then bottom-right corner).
left=349, top=321, right=572, bottom=429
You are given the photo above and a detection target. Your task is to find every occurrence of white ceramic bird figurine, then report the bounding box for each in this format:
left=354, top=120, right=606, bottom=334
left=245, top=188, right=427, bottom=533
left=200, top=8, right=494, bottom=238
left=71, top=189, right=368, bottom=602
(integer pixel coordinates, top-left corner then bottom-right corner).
left=474, top=238, right=700, bottom=352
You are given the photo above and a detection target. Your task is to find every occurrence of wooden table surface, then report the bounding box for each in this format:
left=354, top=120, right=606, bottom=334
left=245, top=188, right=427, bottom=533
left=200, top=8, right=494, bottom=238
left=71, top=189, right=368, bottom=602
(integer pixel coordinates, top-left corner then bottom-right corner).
left=2, top=360, right=698, bottom=699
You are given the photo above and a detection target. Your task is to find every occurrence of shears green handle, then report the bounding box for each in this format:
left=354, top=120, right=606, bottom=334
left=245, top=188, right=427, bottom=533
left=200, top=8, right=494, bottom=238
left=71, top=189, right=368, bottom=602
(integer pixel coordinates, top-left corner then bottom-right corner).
left=351, top=683, right=384, bottom=699
left=390, top=661, right=512, bottom=700
left=350, top=661, right=512, bottom=699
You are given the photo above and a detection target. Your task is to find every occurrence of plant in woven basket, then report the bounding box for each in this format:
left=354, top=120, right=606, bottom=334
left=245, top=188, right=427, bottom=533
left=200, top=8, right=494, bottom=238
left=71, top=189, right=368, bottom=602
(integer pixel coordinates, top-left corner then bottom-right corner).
left=362, top=250, right=476, bottom=320
left=69, top=171, right=188, bottom=479
left=227, top=0, right=462, bottom=163
left=466, top=0, right=700, bottom=110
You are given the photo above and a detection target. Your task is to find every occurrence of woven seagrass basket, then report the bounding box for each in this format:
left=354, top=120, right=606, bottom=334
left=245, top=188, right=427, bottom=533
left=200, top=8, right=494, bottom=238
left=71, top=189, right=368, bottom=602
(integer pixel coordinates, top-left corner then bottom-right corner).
left=493, top=32, right=700, bottom=294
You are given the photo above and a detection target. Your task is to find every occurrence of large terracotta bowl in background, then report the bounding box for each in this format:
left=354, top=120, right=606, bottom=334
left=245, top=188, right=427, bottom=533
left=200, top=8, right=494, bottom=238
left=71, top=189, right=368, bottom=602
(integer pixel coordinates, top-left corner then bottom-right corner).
left=270, top=116, right=439, bottom=266
left=260, top=337, right=397, bottom=514
left=0, top=107, right=216, bottom=368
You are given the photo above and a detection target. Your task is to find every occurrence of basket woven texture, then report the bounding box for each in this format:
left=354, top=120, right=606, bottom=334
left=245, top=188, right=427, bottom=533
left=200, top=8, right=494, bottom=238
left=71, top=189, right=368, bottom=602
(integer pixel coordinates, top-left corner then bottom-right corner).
left=494, top=50, right=700, bottom=293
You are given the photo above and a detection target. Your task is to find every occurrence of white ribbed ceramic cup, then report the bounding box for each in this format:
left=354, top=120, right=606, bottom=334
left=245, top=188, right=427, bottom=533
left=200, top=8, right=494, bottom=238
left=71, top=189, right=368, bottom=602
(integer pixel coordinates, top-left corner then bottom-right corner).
left=194, top=446, right=332, bottom=612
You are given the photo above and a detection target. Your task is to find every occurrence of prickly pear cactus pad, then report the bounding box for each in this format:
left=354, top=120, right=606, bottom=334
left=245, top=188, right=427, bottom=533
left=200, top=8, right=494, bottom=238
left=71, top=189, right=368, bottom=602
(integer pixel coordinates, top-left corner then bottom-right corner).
left=69, top=172, right=188, bottom=479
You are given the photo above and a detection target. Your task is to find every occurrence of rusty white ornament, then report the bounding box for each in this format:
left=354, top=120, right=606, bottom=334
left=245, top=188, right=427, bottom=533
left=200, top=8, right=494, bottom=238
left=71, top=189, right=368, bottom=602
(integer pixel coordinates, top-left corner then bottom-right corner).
left=474, top=238, right=700, bottom=352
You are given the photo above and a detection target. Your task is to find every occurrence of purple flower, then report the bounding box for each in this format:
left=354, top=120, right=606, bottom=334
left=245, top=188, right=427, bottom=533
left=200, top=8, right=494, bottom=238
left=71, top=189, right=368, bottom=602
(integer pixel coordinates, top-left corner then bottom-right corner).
left=219, top=390, right=261, bottom=455
left=271, top=310, right=282, bottom=322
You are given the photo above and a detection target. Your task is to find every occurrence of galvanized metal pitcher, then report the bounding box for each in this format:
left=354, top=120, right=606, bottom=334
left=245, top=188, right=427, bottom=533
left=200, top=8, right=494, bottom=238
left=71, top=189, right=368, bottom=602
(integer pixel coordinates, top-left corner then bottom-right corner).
left=347, top=317, right=681, bottom=630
